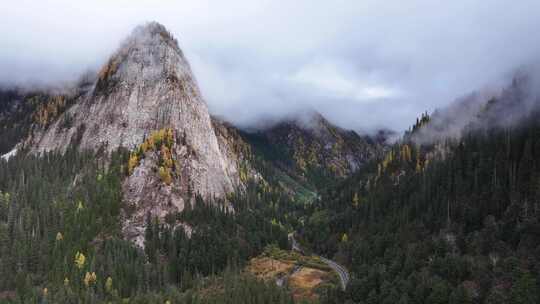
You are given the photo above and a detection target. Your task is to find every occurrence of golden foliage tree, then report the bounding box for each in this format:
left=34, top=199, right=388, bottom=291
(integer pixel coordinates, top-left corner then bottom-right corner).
left=32, top=95, right=67, bottom=127
left=105, top=277, right=113, bottom=293
left=161, top=145, right=173, bottom=168
left=76, top=201, right=84, bottom=213
left=128, top=153, right=139, bottom=175
left=159, top=166, right=172, bottom=185
left=74, top=251, right=86, bottom=269
left=83, top=272, right=97, bottom=287
left=129, top=127, right=176, bottom=182
left=401, top=144, right=412, bottom=162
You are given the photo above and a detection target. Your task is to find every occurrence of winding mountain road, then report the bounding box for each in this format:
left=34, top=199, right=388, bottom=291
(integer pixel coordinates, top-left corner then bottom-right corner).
left=288, top=233, right=350, bottom=290
left=319, top=256, right=350, bottom=291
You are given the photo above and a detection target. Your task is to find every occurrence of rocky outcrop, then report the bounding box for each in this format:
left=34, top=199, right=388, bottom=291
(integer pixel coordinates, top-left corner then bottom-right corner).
left=25, top=22, right=243, bottom=244
left=212, top=117, right=262, bottom=185
left=30, top=22, right=235, bottom=196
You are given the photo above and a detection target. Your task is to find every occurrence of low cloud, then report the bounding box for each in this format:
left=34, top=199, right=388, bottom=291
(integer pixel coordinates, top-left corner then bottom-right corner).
left=411, top=64, right=540, bottom=145
left=2, top=0, right=540, bottom=133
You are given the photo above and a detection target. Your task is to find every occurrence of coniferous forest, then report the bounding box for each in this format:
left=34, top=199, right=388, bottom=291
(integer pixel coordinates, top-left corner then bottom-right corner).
left=3, top=76, right=540, bottom=304
left=1, top=11, right=540, bottom=303
left=0, top=145, right=300, bottom=303
left=299, top=109, right=540, bottom=303
left=2, top=84, right=540, bottom=303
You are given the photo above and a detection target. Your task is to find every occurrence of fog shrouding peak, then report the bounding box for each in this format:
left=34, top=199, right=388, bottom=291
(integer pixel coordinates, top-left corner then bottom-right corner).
left=2, top=1, right=540, bottom=133
left=408, top=65, right=540, bottom=145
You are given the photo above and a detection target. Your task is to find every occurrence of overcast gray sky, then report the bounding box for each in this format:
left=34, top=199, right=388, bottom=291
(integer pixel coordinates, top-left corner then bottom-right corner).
left=2, top=0, right=540, bottom=132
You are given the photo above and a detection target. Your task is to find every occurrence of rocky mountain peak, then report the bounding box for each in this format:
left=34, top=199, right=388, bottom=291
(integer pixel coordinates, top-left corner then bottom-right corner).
left=95, top=22, right=195, bottom=96
left=29, top=22, right=211, bottom=154
left=24, top=22, right=246, bottom=245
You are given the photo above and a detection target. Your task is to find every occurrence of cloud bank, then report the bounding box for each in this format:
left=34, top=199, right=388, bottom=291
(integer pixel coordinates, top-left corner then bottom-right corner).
left=2, top=0, right=540, bottom=132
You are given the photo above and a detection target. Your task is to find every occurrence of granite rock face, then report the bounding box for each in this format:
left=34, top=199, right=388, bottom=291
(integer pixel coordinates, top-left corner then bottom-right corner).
left=26, top=22, right=242, bottom=244
left=31, top=22, right=238, bottom=196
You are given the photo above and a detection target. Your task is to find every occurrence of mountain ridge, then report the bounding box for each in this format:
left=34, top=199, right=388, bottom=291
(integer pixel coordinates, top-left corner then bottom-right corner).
left=240, top=111, right=383, bottom=189
left=0, top=22, right=382, bottom=247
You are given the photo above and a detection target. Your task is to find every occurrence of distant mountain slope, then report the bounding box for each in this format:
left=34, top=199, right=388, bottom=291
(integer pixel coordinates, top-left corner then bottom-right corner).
left=299, top=73, right=540, bottom=303
left=0, top=87, right=83, bottom=155
left=407, top=72, right=537, bottom=145
left=241, top=112, right=383, bottom=189
left=0, top=89, right=36, bottom=155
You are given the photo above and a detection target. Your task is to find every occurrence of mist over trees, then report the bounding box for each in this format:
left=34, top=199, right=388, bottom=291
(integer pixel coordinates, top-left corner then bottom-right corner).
left=298, top=83, right=540, bottom=303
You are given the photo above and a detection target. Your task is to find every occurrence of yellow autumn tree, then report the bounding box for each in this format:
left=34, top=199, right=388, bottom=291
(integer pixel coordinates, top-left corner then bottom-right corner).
left=341, top=233, right=348, bottom=243
left=165, top=128, right=174, bottom=147
left=74, top=251, right=86, bottom=269
left=161, top=145, right=173, bottom=168
left=105, top=277, right=113, bottom=293
left=401, top=144, right=412, bottom=162
left=141, top=140, right=150, bottom=153
left=98, top=58, right=119, bottom=82
left=146, top=135, right=155, bottom=150
left=416, top=158, right=422, bottom=173
left=152, top=129, right=165, bottom=147
left=381, top=150, right=394, bottom=171
left=159, top=166, right=172, bottom=185
left=83, top=272, right=97, bottom=287
left=239, top=166, right=248, bottom=182
left=76, top=201, right=84, bottom=213
left=128, top=153, right=139, bottom=175
left=32, top=95, right=67, bottom=126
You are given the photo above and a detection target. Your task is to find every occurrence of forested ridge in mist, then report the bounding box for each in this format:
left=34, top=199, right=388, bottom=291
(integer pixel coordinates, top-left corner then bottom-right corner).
left=298, top=77, right=540, bottom=303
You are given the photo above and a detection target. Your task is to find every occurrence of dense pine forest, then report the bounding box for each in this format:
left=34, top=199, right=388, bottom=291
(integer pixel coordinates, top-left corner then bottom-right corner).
left=298, top=90, right=540, bottom=302
left=0, top=143, right=308, bottom=303
left=2, top=74, right=540, bottom=303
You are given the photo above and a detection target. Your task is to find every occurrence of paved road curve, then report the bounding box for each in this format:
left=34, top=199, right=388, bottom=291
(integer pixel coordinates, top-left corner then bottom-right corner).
left=288, top=233, right=350, bottom=290
left=319, top=256, right=350, bottom=290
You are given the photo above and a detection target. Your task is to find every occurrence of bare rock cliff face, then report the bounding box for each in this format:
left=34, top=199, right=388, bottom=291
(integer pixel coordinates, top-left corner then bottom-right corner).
left=25, top=22, right=242, bottom=245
